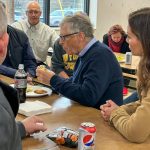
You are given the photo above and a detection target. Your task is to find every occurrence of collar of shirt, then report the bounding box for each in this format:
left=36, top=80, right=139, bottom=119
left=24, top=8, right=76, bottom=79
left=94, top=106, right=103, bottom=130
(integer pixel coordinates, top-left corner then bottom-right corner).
left=79, top=37, right=97, bottom=57
left=26, top=19, right=41, bottom=30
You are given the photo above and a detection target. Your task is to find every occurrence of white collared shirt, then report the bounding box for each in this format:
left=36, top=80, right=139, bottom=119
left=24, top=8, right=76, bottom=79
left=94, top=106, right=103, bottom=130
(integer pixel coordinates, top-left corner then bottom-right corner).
left=12, top=20, right=58, bottom=62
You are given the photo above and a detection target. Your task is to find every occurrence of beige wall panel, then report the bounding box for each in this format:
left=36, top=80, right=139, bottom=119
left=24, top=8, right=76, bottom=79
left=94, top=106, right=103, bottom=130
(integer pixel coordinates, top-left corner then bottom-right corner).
left=95, top=0, right=150, bottom=41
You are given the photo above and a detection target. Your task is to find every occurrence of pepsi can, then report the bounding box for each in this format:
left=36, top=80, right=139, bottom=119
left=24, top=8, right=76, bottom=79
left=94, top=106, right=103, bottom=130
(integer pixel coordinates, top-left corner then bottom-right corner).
left=78, top=122, right=96, bottom=150
left=125, top=52, right=132, bottom=65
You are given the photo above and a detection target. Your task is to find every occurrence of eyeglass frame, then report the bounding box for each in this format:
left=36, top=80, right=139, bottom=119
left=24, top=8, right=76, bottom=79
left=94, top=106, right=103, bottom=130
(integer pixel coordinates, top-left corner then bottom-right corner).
left=59, top=32, right=79, bottom=41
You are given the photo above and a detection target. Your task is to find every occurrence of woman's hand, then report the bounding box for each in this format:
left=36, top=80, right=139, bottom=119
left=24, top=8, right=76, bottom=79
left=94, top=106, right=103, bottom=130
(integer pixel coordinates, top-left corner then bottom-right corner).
left=100, top=100, right=119, bottom=121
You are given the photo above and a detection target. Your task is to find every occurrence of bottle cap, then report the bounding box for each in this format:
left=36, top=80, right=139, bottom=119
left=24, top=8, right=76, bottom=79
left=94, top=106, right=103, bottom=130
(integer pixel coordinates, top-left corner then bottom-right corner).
left=48, top=47, right=53, bottom=56
left=18, top=64, right=24, bottom=69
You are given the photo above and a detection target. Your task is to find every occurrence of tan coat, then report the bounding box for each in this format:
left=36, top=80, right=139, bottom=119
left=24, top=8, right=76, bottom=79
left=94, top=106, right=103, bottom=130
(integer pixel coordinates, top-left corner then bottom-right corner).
left=110, top=87, right=150, bottom=143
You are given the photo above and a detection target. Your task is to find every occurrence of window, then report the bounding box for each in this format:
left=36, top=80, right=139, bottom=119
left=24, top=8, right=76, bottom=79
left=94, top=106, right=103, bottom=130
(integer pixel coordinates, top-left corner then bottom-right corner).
left=2, top=0, right=89, bottom=26
left=50, top=9, right=82, bottom=26
left=49, top=0, right=89, bottom=27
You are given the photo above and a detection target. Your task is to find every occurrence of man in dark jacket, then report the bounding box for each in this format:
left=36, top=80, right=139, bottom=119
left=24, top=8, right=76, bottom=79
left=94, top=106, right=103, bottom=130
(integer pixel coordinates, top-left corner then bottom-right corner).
left=0, top=2, right=46, bottom=149
left=0, top=25, right=37, bottom=78
left=36, top=14, right=123, bottom=109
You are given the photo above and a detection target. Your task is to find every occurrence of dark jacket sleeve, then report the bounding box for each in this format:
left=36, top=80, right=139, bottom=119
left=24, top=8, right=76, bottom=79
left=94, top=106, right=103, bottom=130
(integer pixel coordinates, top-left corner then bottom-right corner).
left=51, top=39, right=66, bottom=74
left=23, top=37, right=37, bottom=77
left=17, top=121, right=26, bottom=139
left=0, top=65, right=17, bottom=78
left=0, top=83, right=22, bottom=149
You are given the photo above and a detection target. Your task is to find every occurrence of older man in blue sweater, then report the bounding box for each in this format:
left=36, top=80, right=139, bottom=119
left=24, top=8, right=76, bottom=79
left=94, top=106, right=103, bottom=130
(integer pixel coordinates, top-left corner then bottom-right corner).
left=36, top=14, right=123, bottom=109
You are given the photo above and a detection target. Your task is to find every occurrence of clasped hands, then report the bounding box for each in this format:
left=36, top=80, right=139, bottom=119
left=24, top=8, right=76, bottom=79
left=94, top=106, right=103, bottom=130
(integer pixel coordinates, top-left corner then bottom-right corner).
left=100, top=100, right=119, bottom=121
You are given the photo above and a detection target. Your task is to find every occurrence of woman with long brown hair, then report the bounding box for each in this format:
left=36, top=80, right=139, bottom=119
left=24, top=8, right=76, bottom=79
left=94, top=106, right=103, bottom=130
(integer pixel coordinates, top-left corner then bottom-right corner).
left=100, top=7, right=150, bottom=143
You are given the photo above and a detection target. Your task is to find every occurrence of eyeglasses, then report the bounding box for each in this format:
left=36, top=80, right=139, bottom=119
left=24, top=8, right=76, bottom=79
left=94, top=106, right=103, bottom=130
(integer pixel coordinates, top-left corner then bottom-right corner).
left=26, top=10, right=41, bottom=15
left=59, top=32, right=79, bottom=41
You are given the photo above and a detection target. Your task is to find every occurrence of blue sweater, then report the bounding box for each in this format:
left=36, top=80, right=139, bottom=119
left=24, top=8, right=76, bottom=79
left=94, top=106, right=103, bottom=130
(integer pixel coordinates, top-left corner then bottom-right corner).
left=51, top=41, right=123, bottom=109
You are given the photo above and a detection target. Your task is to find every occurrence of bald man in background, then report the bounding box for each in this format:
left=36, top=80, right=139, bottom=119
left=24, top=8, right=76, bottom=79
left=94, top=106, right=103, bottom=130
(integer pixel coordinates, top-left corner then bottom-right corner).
left=12, top=1, right=58, bottom=65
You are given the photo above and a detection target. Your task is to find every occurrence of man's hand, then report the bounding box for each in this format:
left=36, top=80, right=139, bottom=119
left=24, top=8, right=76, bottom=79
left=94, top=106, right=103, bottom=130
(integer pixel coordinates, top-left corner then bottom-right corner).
left=22, top=116, right=47, bottom=135
left=36, top=66, right=55, bottom=85
left=27, top=73, right=33, bottom=85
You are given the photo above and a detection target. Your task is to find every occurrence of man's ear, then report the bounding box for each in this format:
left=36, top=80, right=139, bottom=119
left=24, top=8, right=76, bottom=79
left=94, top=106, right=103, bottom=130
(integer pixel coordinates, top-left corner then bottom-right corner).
left=0, top=33, right=9, bottom=56
left=78, top=32, right=86, bottom=41
left=0, top=39, right=5, bottom=54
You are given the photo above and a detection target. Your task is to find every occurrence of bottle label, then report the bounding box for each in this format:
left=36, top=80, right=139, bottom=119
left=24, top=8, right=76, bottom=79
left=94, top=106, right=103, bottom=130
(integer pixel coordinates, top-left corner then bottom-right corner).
left=14, top=79, right=27, bottom=88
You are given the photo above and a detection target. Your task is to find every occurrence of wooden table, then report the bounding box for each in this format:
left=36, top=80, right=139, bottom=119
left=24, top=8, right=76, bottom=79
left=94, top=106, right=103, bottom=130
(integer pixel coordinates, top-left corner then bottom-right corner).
left=114, top=52, right=140, bottom=71
left=114, top=53, right=140, bottom=89
left=1, top=75, right=150, bottom=150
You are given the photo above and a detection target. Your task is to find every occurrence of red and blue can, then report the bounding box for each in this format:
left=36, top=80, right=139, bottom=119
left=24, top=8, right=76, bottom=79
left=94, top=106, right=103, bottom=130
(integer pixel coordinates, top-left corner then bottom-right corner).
left=78, top=122, right=96, bottom=150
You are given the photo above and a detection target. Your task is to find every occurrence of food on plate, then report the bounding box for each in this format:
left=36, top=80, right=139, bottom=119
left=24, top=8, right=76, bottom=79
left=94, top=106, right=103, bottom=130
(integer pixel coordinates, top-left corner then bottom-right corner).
left=26, top=85, right=33, bottom=93
left=34, top=89, right=47, bottom=94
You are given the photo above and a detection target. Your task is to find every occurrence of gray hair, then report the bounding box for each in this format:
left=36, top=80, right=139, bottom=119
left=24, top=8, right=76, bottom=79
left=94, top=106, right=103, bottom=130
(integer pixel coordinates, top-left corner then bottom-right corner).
left=0, top=1, right=7, bottom=38
left=26, top=1, right=41, bottom=11
left=60, top=14, right=94, bottom=38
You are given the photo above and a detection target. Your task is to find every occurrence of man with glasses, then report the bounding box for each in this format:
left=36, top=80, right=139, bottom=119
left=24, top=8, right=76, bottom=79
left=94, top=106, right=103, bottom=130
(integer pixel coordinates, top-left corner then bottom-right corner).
left=51, top=38, right=78, bottom=78
left=51, top=12, right=87, bottom=78
left=37, top=14, right=123, bottom=109
left=12, top=1, right=58, bottom=66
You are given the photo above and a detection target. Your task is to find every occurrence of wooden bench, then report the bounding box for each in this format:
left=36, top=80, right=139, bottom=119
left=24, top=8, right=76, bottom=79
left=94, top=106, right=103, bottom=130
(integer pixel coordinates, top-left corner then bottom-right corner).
left=123, top=72, right=137, bottom=80
left=123, top=73, right=137, bottom=90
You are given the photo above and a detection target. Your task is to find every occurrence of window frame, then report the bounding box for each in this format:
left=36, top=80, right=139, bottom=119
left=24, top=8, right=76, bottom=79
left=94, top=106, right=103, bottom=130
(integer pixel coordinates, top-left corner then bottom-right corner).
left=43, top=0, right=90, bottom=26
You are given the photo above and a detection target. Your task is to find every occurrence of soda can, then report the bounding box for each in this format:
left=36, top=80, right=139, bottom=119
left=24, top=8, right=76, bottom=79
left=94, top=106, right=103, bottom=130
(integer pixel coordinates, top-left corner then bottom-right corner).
left=78, top=122, right=96, bottom=150
left=125, top=52, right=132, bottom=65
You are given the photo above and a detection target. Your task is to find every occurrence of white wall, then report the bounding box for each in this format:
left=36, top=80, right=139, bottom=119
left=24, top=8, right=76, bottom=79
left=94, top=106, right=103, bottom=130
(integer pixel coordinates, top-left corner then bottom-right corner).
left=94, top=0, right=150, bottom=41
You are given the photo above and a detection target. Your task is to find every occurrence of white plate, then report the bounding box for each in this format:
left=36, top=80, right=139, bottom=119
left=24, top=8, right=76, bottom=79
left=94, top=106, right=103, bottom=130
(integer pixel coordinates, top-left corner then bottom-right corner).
left=26, top=86, right=52, bottom=97
left=10, top=84, right=52, bottom=97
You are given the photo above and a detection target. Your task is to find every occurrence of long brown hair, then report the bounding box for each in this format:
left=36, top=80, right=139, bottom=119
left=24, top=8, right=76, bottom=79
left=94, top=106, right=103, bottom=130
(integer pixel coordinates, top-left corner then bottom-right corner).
left=129, top=8, right=150, bottom=94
